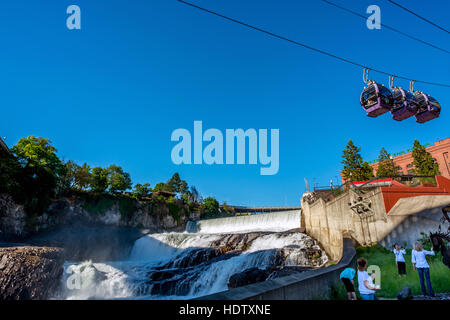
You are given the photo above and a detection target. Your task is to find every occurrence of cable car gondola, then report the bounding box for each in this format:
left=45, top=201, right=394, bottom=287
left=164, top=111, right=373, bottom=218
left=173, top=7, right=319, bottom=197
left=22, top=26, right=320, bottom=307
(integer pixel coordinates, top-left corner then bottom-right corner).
left=414, top=91, right=441, bottom=123
left=390, top=77, right=418, bottom=121
left=360, top=69, right=393, bottom=117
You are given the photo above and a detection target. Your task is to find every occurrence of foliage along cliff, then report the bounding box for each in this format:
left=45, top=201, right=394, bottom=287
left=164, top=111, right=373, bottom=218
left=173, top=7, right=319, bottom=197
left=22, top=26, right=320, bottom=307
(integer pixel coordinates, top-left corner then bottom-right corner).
left=0, top=192, right=190, bottom=241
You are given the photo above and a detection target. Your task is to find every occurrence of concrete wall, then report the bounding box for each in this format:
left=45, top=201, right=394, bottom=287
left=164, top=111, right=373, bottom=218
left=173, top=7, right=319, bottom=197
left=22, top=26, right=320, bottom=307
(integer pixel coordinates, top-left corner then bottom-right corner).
left=376, top=195, right=450, bottom=248
left=301, top=189, right=450, bottom=261
left=301, top=188, right=387, bottom=261
left=197, top=238, right=356, bottom=300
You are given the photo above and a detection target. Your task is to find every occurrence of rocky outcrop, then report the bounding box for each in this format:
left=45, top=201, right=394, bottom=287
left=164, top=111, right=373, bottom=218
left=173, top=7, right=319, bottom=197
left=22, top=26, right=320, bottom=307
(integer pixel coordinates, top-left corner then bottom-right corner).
left=266, top=266, right=309, bottom=280
left=0, top=194, right=28, bottom=240
left=135, top=232, right=328, bottom=297
left=0, top=194, right=188, bottom=241
left=397, top=286, right=412, bottom=300
left=227, top=266, right=310, bottom=289
left=227, top=267, right=276, bottom=289
left=0, top=246, right=64, bottom=300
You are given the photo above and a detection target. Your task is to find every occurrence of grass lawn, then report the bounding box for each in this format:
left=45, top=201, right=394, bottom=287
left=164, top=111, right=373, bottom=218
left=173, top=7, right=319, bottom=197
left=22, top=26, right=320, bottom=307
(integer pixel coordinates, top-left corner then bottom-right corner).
left=331, top=245, right=450, bottom=300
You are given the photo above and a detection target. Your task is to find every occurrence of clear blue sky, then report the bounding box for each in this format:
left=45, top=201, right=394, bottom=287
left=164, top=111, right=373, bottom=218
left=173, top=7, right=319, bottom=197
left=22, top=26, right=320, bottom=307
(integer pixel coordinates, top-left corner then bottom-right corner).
left=1, top=0, right=449, bottom=206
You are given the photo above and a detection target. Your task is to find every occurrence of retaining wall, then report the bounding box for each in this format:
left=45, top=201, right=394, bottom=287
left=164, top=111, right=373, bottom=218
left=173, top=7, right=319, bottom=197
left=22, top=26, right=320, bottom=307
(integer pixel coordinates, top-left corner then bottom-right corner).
left=301, top=186, right=450, bottom=261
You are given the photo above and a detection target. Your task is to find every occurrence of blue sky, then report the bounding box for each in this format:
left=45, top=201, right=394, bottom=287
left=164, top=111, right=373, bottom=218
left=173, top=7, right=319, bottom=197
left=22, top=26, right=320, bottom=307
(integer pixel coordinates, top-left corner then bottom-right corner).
left=1, top=0, right=449, bottom=206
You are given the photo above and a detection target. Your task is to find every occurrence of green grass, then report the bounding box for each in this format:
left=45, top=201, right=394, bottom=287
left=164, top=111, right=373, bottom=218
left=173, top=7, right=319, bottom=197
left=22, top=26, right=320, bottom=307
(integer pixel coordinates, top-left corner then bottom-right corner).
left=354, top=245, right=450, bottom=299
left=330, top=281, right=350, bottom=300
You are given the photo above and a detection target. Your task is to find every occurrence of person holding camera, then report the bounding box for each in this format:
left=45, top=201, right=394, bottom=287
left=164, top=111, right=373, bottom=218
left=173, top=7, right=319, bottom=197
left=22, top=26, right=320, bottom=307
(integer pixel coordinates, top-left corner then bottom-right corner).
left=393, top=244, right=407, bottom=277
left=412, top=241, right=435, bottom=297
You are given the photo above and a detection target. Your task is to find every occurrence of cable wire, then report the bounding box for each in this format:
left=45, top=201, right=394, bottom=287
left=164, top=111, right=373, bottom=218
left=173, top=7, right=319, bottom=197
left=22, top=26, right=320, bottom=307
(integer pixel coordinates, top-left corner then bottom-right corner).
left=321, top=0, right=450, bottom=54
left=387, top=0, right=450, bottom=34
left=177, top=0, right=450, bottom=88
left=178, top=0, right=450, bottom=88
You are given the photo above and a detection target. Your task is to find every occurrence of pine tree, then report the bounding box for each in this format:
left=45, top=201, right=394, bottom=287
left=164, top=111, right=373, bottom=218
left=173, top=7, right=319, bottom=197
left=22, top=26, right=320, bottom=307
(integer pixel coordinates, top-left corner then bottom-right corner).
left=342, top=140, right=365, bottom=182
left=359, top=161, right=375, bottom=181
left=411, top=139, right=440, bottom=182
left=376, top=147, right=397, bottom=177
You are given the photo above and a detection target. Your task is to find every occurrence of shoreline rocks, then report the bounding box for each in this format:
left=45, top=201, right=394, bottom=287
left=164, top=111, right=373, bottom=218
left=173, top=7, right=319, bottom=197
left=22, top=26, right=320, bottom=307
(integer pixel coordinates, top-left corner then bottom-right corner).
left=0, top=246, right=65, bottom=300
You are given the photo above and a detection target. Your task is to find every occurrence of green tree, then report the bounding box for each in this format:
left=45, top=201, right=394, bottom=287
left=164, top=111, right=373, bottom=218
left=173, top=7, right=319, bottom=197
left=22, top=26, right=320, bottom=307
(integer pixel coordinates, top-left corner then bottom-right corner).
left=0, top=153, right=23, bottom=198
left=360, top=161, right=375, bottom=181
left=201, top=197, right=219, bottom=217
left=11, top=136, right=63, bottom=175
left=106, top=165, right=132, bottom=193
left=341, top=140, right=374, bottom=182
left=132, top=183, right=152, bottom=199
left=90, top=167, right=108, bottom=193
left=9, top=136, right=63, bottom=215
left=411, top=139, right=440, bottom=183
left=75, top=163, right=91, bottom=190
left=342, top=139, right=363, bottom=182
left=167, top=173, right=181, bottom=193
left=376, top=148, right=397, bottom=177
left=222, top=202, right=234, bottom=215
left=59, top=160, right=80, bottom=192
left=179, top=180, right=188, bottom=195
left=153, top=182, right=169, bottom=192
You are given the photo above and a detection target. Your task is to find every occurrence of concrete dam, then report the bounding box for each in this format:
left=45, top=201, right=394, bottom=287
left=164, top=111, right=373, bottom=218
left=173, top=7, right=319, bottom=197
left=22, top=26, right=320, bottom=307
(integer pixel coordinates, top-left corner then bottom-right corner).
left=186, top=210, right=302, bottom=234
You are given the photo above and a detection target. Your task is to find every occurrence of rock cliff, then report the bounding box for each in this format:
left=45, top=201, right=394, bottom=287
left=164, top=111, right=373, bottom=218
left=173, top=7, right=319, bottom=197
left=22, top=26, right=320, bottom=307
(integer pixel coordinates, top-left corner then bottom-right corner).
left=0, top=246, right=64, bottom=300
left=0, top=194, right=188, bottom=241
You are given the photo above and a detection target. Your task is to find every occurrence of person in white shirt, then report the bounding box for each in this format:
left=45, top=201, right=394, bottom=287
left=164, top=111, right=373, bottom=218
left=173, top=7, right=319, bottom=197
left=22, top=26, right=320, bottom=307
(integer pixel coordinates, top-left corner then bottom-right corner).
left=411, top=241, right=435, bottom=297
left=357, top=258, right=380, bottom=300
left=393, top=244, right=407, bottom=277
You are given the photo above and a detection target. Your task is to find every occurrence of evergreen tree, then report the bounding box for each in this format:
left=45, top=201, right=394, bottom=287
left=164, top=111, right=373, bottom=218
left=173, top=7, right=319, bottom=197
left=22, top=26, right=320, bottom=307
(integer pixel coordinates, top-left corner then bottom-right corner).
left=411, top=139, right=440, bottom=182
left=359, top=161, right=375, bottom=181
left=376, top=147, right=397, bottom=177
left=342, top=140, right=363, bottom=182
left=341, top=140, right=374, bottom=182
left=167, top=173, right=181, bottom=193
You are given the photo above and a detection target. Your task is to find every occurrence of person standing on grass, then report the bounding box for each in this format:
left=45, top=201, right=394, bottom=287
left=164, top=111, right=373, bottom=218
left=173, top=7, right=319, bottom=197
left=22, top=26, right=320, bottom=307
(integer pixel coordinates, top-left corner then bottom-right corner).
left=357, top=257, right=380, bottom=300
left=340, top=267, right=357, bottom=300
left=412, top=241, right=435, bottom=297
left=393, top=244, right=407, bottom=277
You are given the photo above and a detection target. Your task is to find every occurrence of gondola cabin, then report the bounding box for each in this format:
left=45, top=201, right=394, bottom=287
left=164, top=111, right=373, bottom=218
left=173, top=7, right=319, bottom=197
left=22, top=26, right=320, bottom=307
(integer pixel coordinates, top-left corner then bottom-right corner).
left=391, top=87, right=418, bottom=121
left=360, top=82, right=393, bottom=117
left=414, top=92, right=441, bottom=123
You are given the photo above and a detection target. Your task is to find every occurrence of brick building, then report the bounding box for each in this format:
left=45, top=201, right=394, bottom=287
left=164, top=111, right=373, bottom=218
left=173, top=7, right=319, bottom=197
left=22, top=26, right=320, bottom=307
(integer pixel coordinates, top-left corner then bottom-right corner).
left=370, top=138, right=450, bottom=179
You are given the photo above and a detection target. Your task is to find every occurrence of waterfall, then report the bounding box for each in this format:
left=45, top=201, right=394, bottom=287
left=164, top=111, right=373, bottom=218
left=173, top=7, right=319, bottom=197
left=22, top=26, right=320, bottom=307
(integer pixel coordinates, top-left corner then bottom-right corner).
left=58, top=210, right=327, bottom=300
left=194, top=210, right=301, bottom=234
left=185, top=220, right=198, bottom=233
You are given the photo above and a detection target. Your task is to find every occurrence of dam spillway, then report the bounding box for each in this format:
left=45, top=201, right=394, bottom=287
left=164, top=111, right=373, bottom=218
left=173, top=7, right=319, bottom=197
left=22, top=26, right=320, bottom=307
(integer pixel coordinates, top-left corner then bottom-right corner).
left=187, top=210, right=302, bottom=234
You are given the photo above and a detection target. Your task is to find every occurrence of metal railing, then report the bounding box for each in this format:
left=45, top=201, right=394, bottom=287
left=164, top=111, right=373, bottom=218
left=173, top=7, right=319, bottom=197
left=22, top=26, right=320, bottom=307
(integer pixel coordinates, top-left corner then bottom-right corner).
left=315, top=175, right=437, bottom=202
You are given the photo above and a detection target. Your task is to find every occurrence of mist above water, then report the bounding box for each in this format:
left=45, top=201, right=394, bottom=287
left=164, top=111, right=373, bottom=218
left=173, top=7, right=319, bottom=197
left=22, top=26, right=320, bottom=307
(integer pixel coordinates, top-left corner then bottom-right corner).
left=58, top=211, right=327, bottom=300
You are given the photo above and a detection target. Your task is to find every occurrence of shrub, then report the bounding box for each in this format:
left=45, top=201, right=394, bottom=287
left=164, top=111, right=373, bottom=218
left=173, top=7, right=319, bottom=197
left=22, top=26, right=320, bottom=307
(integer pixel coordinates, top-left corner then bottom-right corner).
left=82, top=197, right=115, bottom=215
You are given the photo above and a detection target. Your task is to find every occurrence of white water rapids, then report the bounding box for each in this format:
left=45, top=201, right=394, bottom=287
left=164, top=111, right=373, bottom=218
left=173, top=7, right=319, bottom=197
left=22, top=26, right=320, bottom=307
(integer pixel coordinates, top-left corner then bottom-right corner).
left=58, top=210, right=328, bottom=300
